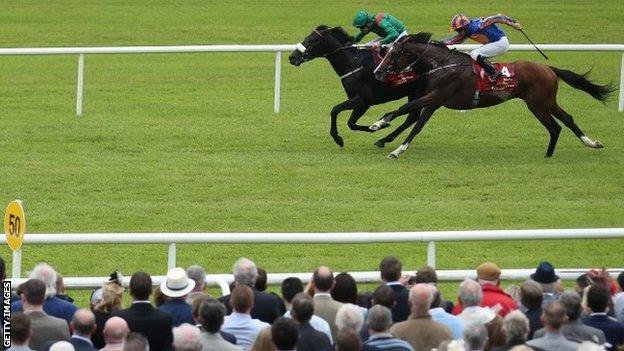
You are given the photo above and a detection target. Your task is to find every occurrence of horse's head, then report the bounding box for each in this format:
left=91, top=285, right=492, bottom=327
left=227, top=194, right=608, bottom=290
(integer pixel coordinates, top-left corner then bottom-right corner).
left=374, top=33, right=433, bottom=81
left=289, top=25, right=352, bottom=66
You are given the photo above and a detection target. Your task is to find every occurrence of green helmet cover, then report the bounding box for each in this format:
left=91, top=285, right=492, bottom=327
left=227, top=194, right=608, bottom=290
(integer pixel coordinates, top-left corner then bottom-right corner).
left=352, top=11, right=371, bottom=28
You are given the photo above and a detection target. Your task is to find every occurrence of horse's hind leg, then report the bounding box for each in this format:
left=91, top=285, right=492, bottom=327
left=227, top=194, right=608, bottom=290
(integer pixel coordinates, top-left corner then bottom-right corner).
left=346, top=105, right=373, bottom=132
left=526, top=100, right=562, bottom=157
left=551, top=103, right=603, bottom=149
left=374, top=108, right=421, bottom=148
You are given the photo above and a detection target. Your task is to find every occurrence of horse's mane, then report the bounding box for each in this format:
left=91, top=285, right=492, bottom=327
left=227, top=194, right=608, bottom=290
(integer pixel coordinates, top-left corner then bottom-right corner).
left=314, top=25, right=353, bottom=45
left=401, top=32, right=471, bottom=60
left=429, top=40, right=448, bottom=48
left=403, top=32, right=433, bottom=44
left=402, top=33, right=449, bottom=49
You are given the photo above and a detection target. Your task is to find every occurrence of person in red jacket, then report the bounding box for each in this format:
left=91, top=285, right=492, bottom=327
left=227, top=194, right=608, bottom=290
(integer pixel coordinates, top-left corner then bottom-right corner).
left=453, top=262, right=518, bottom=317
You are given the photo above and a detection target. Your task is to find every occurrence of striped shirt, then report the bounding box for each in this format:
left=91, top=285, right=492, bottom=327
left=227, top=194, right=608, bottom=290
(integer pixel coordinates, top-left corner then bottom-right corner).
left=364, top=333, right=415, bottom=351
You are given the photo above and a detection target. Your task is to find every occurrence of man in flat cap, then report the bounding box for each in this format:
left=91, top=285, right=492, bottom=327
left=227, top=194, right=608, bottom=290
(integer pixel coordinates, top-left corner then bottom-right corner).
left=453, top=262, right=517, bottom=317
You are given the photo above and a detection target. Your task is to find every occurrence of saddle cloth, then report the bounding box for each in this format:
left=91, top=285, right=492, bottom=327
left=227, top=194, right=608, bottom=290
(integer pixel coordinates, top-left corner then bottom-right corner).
left=473, top=62, right=517, bottom=92
left=372, top=48, right=419, bottom=87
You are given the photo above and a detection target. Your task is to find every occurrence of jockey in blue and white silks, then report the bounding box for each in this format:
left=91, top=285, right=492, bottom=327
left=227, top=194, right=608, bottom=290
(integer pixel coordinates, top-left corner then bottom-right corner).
left=443, top=14, right=523, bottom=81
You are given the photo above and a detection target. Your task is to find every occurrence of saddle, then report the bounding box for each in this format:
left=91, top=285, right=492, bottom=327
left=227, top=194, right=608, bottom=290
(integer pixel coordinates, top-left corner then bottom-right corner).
left=372, top=48, right=419, bottom=87
left=473, top=62, right=517, bottom=92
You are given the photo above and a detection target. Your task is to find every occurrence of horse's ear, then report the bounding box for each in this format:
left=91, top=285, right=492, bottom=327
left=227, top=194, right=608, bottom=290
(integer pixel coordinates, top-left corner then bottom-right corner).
left=315, top=25, right=330, bottom=31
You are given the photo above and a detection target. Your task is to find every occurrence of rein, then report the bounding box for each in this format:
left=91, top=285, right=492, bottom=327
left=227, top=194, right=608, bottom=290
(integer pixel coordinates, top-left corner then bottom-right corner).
left=396, top=43, right=430, bottom=72
left=296, top=28, right=350, bottom=59
left=397, top=42, right=457, bottom=75
left=297, top=28, right=369, bottom=80
left=324, top=45, right=352, bottom=58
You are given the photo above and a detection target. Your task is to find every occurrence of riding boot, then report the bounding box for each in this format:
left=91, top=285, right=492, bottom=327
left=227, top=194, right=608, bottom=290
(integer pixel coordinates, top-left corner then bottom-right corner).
left=476, top=55, right=502, bottom=81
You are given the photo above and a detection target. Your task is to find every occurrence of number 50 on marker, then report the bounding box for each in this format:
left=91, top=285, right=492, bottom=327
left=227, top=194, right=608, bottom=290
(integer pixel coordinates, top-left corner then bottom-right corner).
left=4, top=200, right=25, bottom=251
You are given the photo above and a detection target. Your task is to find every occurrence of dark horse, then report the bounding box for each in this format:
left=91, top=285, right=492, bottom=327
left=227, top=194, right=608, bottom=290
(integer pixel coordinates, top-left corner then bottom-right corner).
left=288, top=25, right=427, bottom=147
left=372, top=32, right=614, bottom=158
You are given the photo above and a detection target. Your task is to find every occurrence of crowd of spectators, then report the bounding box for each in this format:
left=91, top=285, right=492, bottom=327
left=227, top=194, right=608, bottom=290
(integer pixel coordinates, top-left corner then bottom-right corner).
left=2, top=256, right=624, bottom=351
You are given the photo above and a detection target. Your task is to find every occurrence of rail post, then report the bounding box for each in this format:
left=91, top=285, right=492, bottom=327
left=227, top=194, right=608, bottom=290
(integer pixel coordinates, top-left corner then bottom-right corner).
left=167, top=243, right=176, bottom=270
left=619, top=53, right=623, bottom=112
left=427, top=241, right=436, bottom=268
left=12, top=249, right=21, bottom=279
left=76, top=54, right=85, bottom=116
left=274, top=51, right=281, bottom=113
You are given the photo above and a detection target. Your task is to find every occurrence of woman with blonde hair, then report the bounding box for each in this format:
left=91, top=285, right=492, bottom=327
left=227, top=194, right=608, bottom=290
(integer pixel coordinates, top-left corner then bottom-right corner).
left=91, top=282, right=124, bottom=348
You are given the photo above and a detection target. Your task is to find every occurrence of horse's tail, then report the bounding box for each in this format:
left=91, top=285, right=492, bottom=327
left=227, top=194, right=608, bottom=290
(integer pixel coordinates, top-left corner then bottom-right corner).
left=549, top=66, right=615, bottom=103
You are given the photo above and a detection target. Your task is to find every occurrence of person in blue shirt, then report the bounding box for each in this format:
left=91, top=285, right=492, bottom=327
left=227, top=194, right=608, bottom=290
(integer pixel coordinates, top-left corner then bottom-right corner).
left=443, top=13, right=523, bottom=81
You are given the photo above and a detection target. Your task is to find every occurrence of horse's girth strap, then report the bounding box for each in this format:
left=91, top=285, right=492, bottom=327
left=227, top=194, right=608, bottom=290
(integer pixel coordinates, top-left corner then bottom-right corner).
left=340, top=66, right=363, bottom=80
left=425, top=63, right=462, bottom=76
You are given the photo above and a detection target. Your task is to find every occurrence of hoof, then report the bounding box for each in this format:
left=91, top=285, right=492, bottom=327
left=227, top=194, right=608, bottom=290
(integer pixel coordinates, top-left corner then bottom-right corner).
left=332, top=136, right=344, bottom=148
left=388, top=143, right=409, bottom=158
left=374, top=140, right=386, bottom=148
left=581, top=135, right=604, bottom=149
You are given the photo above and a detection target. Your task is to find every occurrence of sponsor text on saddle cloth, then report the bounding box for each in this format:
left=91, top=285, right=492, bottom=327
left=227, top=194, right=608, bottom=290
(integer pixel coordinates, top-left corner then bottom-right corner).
left=473, top=61, right=517, bottom=93
left=373, top=48, right=419, bottom=87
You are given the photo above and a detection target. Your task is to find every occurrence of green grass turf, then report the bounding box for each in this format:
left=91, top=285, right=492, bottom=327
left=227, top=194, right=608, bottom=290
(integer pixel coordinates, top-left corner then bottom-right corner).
left=1, top=1, right=623, bottom=308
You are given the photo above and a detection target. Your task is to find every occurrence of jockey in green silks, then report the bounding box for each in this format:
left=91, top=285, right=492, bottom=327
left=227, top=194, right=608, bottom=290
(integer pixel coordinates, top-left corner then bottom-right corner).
left=352, top=10, right=408, bottom=51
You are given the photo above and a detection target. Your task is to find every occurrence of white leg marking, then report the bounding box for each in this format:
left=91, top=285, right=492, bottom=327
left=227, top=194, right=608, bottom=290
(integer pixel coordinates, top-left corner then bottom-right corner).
left=370, top=118, right=390, bottom=131
left=388, top=143, right=409, bottom=158
left=580, top=135, right=604, bottom=148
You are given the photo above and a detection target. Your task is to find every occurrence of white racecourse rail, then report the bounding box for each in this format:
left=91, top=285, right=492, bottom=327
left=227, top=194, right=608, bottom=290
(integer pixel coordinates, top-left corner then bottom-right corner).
left=4, top=228, right=624, bottom=294
left=0, top=44, right=622, bottom=115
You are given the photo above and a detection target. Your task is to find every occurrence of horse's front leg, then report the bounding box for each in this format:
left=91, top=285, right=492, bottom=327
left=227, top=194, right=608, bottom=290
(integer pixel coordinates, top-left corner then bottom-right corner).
left=370, top=98, right=423, bottom=131
left=372, top=89, right=424, bottom=137
left=368, top=111, right=395, bottom=131
left=388, top=104, right=439, bottom=158
left=330, top=97, right=363, bottom=147
left=374, top=108, right=422, bottom=148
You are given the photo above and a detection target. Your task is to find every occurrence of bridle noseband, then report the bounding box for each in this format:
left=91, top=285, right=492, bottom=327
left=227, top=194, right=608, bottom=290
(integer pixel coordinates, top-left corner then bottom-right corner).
left=296, top=29, right=325, bottom=61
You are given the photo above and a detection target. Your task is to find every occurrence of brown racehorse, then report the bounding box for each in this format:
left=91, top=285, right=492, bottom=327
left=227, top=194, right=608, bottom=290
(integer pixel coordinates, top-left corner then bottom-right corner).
left=371, top=32, right=614, bottom=158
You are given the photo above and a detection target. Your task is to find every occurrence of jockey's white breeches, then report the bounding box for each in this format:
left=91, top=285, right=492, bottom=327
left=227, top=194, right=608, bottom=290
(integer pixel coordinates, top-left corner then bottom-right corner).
left=469, top=36, right=509, bottom=60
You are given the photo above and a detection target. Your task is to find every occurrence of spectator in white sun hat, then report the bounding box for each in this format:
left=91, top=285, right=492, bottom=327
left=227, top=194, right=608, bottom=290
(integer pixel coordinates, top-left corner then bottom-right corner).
left=159, top=267, right=196, bottom=327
